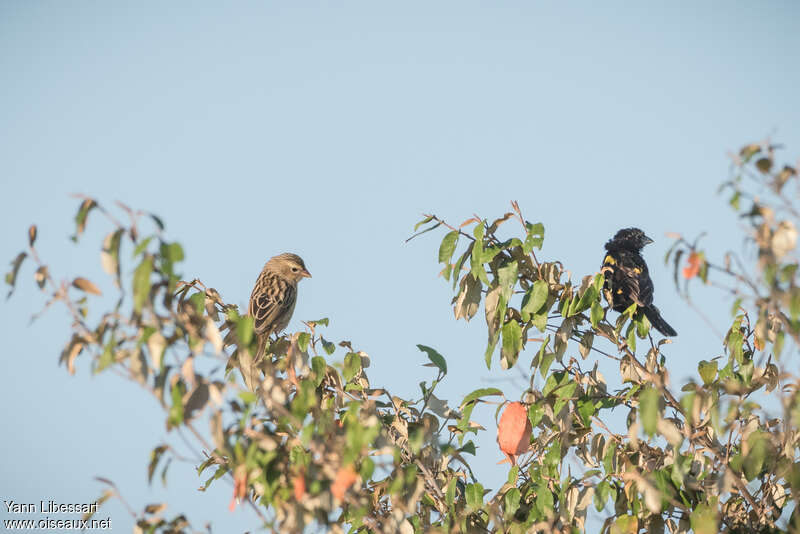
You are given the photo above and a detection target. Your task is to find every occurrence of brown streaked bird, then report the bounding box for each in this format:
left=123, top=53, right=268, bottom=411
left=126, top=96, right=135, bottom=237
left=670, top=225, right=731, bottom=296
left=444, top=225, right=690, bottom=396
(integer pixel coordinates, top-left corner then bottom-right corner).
left=249, top=253, right=311, bottom=343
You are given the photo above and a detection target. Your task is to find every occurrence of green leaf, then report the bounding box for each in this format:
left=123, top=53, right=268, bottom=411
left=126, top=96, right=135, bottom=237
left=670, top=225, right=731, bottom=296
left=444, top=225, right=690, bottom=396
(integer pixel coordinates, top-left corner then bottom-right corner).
left=417, top=344, right=447, bottom=375
left=73, top=198, right=97, bottom=239
left=481, top=245, right=504, bottom=265
left=459, top=441, right=476, bottom=455
left=441, top=263, right=453, bottom=281
left=5, top=252, right=27, bottom=298
left=532, top=310, right=548, bottom=332
left=531, top=335, right=548, bottom=366
left=590, top=300, right=604, bottom=328
left=572, top=275, right=602, bottom=315
left=528, top=403, right=544, bottom=427
left=507, top=465, right=519, bottom=485
left=297, top=332, right=311, bottom=352
left=485, top=331, right=499, bottom=369
left=690, top=503, right=718, bottom=534
left=238, top=390, right=257, bottom=404
left=535, top=480, right=554, bottom=514
left=161, top=241, right=184, bottom=264
left=168, top=380, right=186, bottom=427
left=625, top=323, right=636, bottom=353
left=743, top=431, right=768, bottom=481
left=498, top=261, right=519, bottom=298
left=639, top=387, right=660, bottom=437
left=500, top=320, right=522, bottom=369
left=635, top=312, right=651, bottom=338
left=698, top=360, right=718, bottom=385
left=460, top=387, right=503, bottom=407
left=523, top=222, right=545, bottom=254
left=503, top=488, right=521, bottom=519
left=132, top=235, right=154, bottom=258
left=133, top=255, right=154, bottom=314
left=577, top=398, right=598, bottom=426
left=291, top=379, right=316, bottom=418
left=457, top=402, right=477, bottom=437
left=521, top=280, right=548, bottom=319
left=472, top=221, right=486, bottom=242
left=359, top=456, right=375, bottom=480
left=343, top=352, right=362, bottom=382
left=610, top=516, right=637, bottom=534
left=542, top=370, right=569, bottom=397
left=726, top=327, right=744, bottom=363
left=188, top=291, right=205, bottom=316
left=470, top=247, right=490, bottom=286
left=235, top=315, right=254, bottom=347
left=452, top=242, right=474, bottom=290
left=413, top=215, right=434, bottom=231
left=540, top=352, right=555, bottom=380
left=438, top=231, right=459, bottom=264
left=97, top=335, right=115, bottom=372
left=603, top=445, right=615, bottom=475
left=147, top=445, right=168, bottom=485
left=446, top=479, right=457, bottom=509
left=311, top=356, right=326, bottom=387
left=465, top=482, right=484, bottom=512
left=320, top=336, right=336, bottom=355
left=789, top=292, right=800, bottom=321
left=594, top=481, right=610, bottom=512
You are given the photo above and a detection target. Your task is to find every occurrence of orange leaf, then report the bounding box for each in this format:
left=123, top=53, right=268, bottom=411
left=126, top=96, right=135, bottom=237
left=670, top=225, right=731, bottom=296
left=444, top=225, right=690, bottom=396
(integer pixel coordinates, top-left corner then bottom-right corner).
left=459, top=217, right=480, bottom=228
left=331, top=465, right=358, bottom=501
left=682, top=253, right=701, bottom=280
left=293, top=473, right=306, bottom=501
left=497, top=402, right=532, bottom=465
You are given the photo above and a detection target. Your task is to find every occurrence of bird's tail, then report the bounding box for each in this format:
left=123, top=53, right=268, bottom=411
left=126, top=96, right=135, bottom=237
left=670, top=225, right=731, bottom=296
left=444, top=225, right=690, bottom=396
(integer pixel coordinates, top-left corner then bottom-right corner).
left=643, top=306, right=678, bottom=337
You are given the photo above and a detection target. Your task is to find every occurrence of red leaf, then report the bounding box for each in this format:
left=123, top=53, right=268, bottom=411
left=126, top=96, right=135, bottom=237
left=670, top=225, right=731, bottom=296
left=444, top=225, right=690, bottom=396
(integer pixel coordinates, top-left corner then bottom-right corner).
left=683, top=252, right=701, bottom=280
left=293, top=472, right=306, bottom=501
left=497, top=401, right=531, bottom=465
left=331, top=466, right=358, bottom=501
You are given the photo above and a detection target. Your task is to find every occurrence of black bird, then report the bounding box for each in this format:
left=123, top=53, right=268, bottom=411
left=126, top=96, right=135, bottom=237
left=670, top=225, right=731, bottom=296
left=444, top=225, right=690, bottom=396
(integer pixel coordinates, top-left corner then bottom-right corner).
left=601, top=228, right=677, bottom=337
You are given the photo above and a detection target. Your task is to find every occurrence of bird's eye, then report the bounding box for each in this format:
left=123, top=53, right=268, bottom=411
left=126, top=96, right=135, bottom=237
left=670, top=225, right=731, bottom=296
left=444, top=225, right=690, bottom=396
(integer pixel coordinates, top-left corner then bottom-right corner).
left=291, top=267, right=299, bottom=272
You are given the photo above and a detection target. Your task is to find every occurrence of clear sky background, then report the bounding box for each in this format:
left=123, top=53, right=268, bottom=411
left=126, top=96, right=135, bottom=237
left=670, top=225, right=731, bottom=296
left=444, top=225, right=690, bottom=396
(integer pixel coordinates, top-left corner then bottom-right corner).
left=2, top=2, right=799, bottom=531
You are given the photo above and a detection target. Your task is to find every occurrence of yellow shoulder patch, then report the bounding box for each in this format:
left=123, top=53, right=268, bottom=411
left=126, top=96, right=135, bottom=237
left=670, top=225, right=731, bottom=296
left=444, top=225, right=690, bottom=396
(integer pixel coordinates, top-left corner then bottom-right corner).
left=633, top=267, right=642, bottom=274
left=604, top=255, right=616, bottom=266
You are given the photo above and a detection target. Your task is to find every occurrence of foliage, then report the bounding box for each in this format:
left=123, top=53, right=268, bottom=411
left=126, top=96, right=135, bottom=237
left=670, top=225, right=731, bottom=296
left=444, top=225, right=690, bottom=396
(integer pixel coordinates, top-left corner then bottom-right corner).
left=6, top=143, right=800, bottom=533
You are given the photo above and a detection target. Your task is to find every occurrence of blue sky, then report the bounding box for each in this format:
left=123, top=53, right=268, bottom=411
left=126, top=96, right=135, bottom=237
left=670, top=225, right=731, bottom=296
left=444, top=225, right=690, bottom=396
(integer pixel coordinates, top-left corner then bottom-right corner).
left=2, top=2, right=799, bottom=530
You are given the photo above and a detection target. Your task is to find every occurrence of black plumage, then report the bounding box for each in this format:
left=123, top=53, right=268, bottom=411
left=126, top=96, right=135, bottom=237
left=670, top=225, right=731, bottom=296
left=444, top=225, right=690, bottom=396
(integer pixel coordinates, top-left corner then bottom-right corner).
left=601, top=228, right=677, bottom=337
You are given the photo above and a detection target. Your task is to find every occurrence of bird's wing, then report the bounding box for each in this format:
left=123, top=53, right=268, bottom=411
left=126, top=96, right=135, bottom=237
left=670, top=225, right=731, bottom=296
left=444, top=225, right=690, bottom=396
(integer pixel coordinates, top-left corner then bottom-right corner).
left=603, top=251, right=653, bottom=308
left=249, top=274, right=296, bottom=336
left=621, top=256, right=652, bottom=306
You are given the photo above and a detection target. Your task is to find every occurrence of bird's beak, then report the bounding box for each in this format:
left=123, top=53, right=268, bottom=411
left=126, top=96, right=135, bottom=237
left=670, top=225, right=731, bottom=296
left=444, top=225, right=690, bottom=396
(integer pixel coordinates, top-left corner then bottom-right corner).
left=645, top=236, right=654, bottom=245
left=301, top=269, right=312, bottom=278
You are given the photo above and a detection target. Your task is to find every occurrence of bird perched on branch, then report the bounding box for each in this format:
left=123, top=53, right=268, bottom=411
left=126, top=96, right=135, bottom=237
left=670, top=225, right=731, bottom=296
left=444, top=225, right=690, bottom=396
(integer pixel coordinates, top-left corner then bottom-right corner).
left=601, top=228, right=677, bottom=337
left=249, top=253, right=312, bottom=344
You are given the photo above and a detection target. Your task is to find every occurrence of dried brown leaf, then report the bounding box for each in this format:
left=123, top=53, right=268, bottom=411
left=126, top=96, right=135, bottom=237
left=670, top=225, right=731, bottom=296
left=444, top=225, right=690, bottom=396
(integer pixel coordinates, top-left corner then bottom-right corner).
left=72, top=277, right=102, bottom=296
